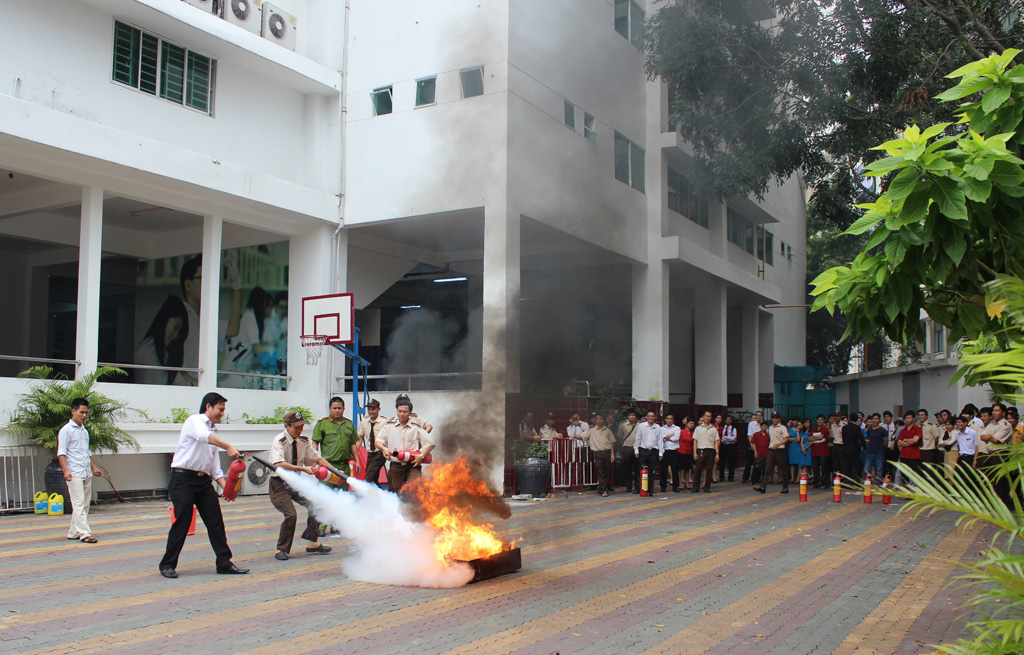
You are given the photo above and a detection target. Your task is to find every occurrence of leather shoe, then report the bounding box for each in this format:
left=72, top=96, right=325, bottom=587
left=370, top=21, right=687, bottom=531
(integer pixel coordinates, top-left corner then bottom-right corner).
left=217, top=563, right=250, bottom=574
left=275, top=550, right=289, bottom=561
left=754, top=487, right=766, bottom=494
left=160, top=568, right=178, bottom=579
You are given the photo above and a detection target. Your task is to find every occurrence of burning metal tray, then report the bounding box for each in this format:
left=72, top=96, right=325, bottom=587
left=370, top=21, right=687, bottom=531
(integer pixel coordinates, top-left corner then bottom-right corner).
left=458, top=547, right=522, bottom=583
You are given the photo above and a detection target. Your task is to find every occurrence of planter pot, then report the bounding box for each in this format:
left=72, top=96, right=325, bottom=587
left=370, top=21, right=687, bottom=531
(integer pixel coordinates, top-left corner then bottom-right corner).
left=515, top=457, right=550, bottom=497
left=44, top=458, right=72, bottom=513
left=612, top=448, right=628, bottom=488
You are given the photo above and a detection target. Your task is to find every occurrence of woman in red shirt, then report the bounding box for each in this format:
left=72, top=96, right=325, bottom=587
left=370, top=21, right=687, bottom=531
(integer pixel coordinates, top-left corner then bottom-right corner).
left=677, top=418, right=695, bottom=490
left=809, top=414, right=831, bottom=488
left=898, top=411, right=923, bottom=484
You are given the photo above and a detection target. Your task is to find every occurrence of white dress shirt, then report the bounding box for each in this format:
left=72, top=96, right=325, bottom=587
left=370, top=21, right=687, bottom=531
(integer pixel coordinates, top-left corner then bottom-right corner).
left=660, top=424, right=681, bottom=450
left=634, top=422, right=665, bottom=456
left=747, top=419, right=760, bottom=439
left=956, top=427, right=978, bottom=456
left=720, top=425, right=737, bottom=445
left=57, top=419, right=92, bottom=479
left=566, top=420, right=589, bottom=447
left=170, top=414, right=226, bottom=480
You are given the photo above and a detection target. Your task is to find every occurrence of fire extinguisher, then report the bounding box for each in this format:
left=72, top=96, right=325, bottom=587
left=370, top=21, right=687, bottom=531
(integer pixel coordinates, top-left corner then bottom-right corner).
left=222, top=458, right=246, bottom=501
left=799, top=473, right=808, bottom=501
left=863, top=476, right=873, bottom=504
left=393, top=450, right=434, bottom=464
left=640, top=466, right=649, bottom=497
left=833, top=473, right=842, bottom=502
left=315, top=465, right=344, bottom=487
left=882, top=475, right=892, bottom=505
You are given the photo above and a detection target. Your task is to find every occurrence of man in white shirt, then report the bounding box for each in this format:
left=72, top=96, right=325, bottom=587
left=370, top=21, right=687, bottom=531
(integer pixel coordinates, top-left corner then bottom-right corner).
left=743, top=411, right=763, bottom=483
left=659, top=414, right=682, bottom=493
left=692, top=412, right=720, bottom=494
left=947, top=415, right=978, bottom=471
left=634, top=411, right=664, bottom=494
left=158, top=392, right=248, bottom=579
left=719, top=416, right=738, bottom=482
left=565, top=412, right=589, bottom=448
left=755, top=411, right=790, bottom=494
left=57, top=398, right=103, bottom=543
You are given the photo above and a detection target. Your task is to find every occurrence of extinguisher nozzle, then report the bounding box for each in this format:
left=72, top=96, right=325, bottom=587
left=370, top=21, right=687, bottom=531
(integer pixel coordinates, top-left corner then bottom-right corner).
left=245, top=452, right=279, bottom=472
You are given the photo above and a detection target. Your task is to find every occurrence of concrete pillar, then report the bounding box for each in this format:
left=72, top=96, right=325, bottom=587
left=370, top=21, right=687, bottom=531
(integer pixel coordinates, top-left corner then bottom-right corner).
left=482, top=205, right=520, bottom=397
left=708, top=200, right=726, bottom=258
left=289, top=222, right=338, bottom=403
left=694, top=281, right=727, bottom=405
left=632, top=261, right=668, bottom=401
left=758, top=310, right=774, bottom=401
left=668, top=287, right=694, bottom=402
left=75, top=186, right=103, bottom=377
left=742, top=303, right=760, bottom=411
left=198, top=215, right=223, bottom=388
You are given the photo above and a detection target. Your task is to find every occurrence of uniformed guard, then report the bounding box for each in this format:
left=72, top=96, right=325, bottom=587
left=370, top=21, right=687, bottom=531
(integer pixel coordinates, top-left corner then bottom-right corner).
left=384, top=396, right=435, bottom=492
left=312, top=397, right=360, bottom=489
left=386, top=393, right=433, bottom=433
left=357, top=398, right=390, bottom=488
left=270, top=411, right=331, bottom=561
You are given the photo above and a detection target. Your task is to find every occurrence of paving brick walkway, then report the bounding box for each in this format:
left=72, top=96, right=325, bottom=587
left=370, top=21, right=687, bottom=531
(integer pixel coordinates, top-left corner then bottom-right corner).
left=0, top=483, right=983, bottom=655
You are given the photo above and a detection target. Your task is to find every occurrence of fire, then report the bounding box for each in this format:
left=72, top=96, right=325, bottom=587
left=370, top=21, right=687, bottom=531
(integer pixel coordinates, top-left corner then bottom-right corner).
left=405, top=455, right=514, bottom=563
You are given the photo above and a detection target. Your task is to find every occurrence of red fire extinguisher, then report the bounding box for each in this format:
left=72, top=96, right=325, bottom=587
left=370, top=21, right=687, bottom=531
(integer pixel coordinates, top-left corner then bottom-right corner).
left=799, top=473, right=808, bottom=501
left=833, top=474, right=842, bottom=502
left=315, top=465, right=344, bottom=487
left=222, top=458, right=246, bottom=501
left=863, top=476, right=873, bottom=504
left=393, top=450, right=434, bottom=464
left=882, top=475, right=892, bottom=505
left=640, top=467, right=649, bottom=496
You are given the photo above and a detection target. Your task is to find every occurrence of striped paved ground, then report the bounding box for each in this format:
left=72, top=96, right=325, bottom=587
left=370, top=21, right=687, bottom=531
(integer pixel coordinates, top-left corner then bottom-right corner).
left=0, top=483, right=983, bottom=655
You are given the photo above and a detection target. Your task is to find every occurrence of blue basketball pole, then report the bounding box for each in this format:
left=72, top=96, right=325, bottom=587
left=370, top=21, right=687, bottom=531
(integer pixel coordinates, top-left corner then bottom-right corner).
left=331, top=327, right=371, bottom=423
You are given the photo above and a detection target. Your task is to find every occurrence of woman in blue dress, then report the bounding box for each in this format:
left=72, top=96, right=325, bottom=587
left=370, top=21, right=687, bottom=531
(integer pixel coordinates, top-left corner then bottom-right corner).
left=797, top=418, right=814, bottom=480
left=786, top=419, right=802, bottom=482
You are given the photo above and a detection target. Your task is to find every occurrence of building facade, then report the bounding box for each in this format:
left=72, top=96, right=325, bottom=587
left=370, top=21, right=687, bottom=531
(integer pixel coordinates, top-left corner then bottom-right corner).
left=0, top=0, right=806, bottom=497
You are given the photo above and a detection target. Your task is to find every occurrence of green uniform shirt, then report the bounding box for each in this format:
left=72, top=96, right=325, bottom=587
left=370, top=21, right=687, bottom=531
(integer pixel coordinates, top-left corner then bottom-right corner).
left=312, top=417, right=359, bottom=464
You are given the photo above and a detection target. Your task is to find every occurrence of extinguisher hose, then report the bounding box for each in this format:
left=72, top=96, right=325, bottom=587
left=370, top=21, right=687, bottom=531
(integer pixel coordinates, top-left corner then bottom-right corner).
left=96, top=464, right=125, bottom=503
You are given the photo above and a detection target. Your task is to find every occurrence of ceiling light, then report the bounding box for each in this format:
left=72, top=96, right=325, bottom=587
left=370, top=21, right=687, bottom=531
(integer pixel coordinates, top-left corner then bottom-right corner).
left=400, top=305, right=421, bottom=309
left=433, top=277, right=467, bottom=283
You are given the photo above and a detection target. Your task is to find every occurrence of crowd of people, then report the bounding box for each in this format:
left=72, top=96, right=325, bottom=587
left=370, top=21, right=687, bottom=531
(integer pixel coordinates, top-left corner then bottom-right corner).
left=518, top=402, right=1023, bottom=499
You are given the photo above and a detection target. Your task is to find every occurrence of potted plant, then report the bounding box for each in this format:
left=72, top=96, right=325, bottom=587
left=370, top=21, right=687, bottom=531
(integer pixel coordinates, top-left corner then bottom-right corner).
left=512, top=439, right=550, bottom=497
left=6, top=366, right=139, bottom=510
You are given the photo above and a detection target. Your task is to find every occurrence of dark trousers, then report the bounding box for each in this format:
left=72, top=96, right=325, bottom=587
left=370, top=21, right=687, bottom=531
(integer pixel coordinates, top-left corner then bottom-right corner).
left=593, top=450, right=612, bottom=494
left=760, top=449, right=789, bottom=490
left=956, top=453, right=975, bottom=474
left=638, top=448, right=660, bottom=492
left=659, top=450, right=682, bottom=491
left=269, top=477, right=319, bottom=553
left=364, top=450, right=387, bottom=489
left=900, top=456, right=923, bottom=484
left=830, top=446, right=844, bottom=482
left=812, top=455, right=831, bottom=486
left=743, top=445, right=755, bottom=482
left=750, top=457, right=766, bottom=484
left=842, top=449, right=861, bottom=482
left=388, top=461, right=421, bottom=492
left=884, top=447, right=899, bottom=477
left=976, top=453, right=1011, bottom=507
left=693, top=448, right=716, bottom=491
left=620, top=448, right=638, bottom=491
left=718, top=443, right=737, bottom=481
left=159, top=470, right=232, bottom=571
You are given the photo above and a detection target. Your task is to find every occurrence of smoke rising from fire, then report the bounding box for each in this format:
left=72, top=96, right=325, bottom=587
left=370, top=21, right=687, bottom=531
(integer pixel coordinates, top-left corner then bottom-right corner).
left=277, top=469, right=474, bottom=588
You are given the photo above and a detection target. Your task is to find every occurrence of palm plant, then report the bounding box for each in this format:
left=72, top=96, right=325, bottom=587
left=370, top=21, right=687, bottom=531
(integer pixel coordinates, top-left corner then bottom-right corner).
left=6, top=366, right=139, bottom=456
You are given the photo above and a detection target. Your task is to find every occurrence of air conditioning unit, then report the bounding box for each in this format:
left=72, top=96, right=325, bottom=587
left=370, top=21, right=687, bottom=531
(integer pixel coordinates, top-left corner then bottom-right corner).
left=224, top=0, right=262, bottom=34
left=184, top=0, right=220, bottom=15
left=262, top=3, right=297, bottom=50
left=240, top=451, right=272, bottom=495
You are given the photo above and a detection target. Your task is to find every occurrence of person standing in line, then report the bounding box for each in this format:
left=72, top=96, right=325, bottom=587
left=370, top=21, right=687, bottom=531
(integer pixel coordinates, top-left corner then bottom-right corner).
left=270, top=412, right=332, bottom=561
left=750, top=421, right=770, bottom=486
left=977, top=403, right=1013, bottom=505
left=756, top=412, right=790, bottom=494
left=691, top=412, right=720, bottom=494
left=961, top=403, right=984, bottom=431
left=948, top=415, right=978, bottom=473
left=158, top=392, right=248, bottom=578
left=312, top=397, right=360, bottom=490
left=581, top=414, right=615, bottom=497
left=786, top=418, right=803, bottom=483
left=385, top=397, right=435, bottom=492
left=841, top=414, right=865, bottom=483
left=712, top=414, right=725, bottom=482
left=743, top=411, right=763, bottom=483
left=677, top=418, right=695, bottom=490
left=881, top=410, right=898, bottom=478
left=863, top=413, right=888, bottom=484
left=566, top=411, right=589, bottom=447
left=617, top=408, right=640, bottom=493
left=808, top=414, right=830, bottom=488
left=357, top=399, right=389, bottom=489
left=659, top=414, right=682, bottom=492
left=1008, top=406, right=1023, bottom=445
left=918, top=408, right=944, bottom=476
left=519, top=411, right=539, bottom=442
left=719, top=416, right=738, bottom=482
left=539, top=413, right=563, bottom=441
left=829, top=413, right=845, bottom=485
left=896, top=411, right=923, bottom=484
left=634, top=411, right=664, bottom=494
left=57, top=398, right=102, bottom=543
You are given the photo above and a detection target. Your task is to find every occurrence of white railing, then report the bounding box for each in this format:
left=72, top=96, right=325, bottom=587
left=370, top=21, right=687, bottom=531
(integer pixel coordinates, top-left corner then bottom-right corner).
left=0, top=445, right=46, bottom=513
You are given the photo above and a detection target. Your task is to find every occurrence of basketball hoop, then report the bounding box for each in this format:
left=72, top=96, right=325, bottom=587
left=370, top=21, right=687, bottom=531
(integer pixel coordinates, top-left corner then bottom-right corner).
left=301, top=335, right=329, bottom=365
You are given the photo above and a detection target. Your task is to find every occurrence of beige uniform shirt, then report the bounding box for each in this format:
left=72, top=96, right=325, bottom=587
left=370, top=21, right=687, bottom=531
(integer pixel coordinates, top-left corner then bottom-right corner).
left=357, top=414, right=390, bottom=451
left=768, top=424, right=790, bottom=449
left=387, top=413, right=430, bottom=431
left=830, top=423, right=843, bottom=446
left=539, top=425, right=560, bottom=440
left=693, top=423, right=720, bottom=450
left=979, top=418, right=1012, bottom=454
left=581, top=426, right=615, bottom=452
left=384, top=421, right=435, bottom=459
left=920, top=421, right=942, bottom=450
left=618, top=420, right=639, bottom=448
left=269, top=431, right=320, bottom=478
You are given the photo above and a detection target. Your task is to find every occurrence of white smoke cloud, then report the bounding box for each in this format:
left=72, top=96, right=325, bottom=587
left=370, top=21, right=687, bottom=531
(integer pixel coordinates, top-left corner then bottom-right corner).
left=276, top=469, right=474, bottom=588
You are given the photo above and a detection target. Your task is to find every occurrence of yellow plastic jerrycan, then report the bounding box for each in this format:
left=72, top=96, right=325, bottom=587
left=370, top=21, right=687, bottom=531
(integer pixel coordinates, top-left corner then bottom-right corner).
left=47, top=493, right=64, bottom=516
left=34, top=491, right=48, bottom=514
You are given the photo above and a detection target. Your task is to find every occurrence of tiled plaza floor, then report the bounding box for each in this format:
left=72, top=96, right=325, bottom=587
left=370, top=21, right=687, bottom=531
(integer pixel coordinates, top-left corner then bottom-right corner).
left=0, top=481, right=983, bottom=654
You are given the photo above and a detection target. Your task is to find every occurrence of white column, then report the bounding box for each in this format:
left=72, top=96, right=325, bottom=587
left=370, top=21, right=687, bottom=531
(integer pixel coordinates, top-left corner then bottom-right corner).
left=694, top=281, right=727, bottom=405
left=482, top=204, right=520, bottom=397
left=758, top=311, right=774, bottom=400
left=198, top=215, right=223, bottom=388
left=708, top=200, right=726, bottom=258
left=742, top=303, right=760, bottom=411
left=75, top=186, right=103, bottom=377
left=668, top=288, right=694, bottom=402
left=632, top=261, right=668, bottom=401
left=289, top=222, right=338, bottom=401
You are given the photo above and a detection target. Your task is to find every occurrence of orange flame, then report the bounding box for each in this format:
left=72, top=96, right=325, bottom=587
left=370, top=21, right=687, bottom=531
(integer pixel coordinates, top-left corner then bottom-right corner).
left=406, top=455, right=514, bottom=563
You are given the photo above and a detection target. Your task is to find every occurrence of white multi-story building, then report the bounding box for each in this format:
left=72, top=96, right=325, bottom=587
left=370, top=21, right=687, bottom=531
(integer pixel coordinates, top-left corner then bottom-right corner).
left=0, top=0, right=805, bottom=497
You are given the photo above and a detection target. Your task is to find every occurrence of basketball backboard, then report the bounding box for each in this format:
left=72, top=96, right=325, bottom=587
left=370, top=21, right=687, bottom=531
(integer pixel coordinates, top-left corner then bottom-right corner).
left=301, top=293, right=354, bottom=345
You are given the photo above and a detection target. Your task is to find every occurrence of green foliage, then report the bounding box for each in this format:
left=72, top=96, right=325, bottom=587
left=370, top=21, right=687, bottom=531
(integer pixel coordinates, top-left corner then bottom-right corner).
left=241, top=406, right=314, bottom=425
left=511, top=438, right=549, bottom=461
left=169, top=407, right=191, bottom=423
left=812, top=50, right=1024, bottom=348
left=6, top=366, right=139, bottom=457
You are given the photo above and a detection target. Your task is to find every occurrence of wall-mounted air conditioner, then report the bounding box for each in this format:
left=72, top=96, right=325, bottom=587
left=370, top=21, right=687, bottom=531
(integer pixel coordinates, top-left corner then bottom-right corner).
left=224, top=0, right=262, bottom=34
left=184, top=0, right=220, bottom=15
left=240, top=451, right=272, bottom=495
left=262, top=3, right=297, bottom=50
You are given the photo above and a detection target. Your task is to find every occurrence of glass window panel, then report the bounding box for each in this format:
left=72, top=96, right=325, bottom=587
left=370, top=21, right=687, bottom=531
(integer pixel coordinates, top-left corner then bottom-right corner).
left=629, top=1, right=645, bottom=48
left=614, top=0, right=629, bottom=38
left=372, top=86, right=393, bottom=115
left=460, top=67, right=484, bottom=98
left=614, top=132, right=630, bottom=185
left=630, top=142, right=645, bottom=193
left=564, top=99, right=575, bottom=129
left=160, top=41, right=186, bottom=104
left=765, top=232, right=774, bottom=265
left=415, top=77, right=436, bottom=106
left=584, top=113, right=597, bottom=143
left=139, top=33, right=159, bottom=95
left=185, top=51, right=212, bottom=113
left=112, top=22, right=139, bottom=87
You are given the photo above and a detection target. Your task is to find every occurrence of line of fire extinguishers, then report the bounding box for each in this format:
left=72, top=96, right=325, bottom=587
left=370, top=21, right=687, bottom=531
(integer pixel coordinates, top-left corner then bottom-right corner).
left=635, top=466, right=894, bottom=504
left=219, top=450, right=433, bottom=500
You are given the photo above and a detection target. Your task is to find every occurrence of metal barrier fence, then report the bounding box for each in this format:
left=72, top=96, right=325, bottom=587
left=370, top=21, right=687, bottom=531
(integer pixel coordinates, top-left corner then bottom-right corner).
left=0, top=445, right=45, bottom=513
left=549, top=439, right=596, bottom=489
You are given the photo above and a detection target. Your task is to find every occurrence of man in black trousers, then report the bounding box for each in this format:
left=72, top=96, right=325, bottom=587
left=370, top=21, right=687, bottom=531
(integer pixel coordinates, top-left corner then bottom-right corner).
left=841, top=413, right=865, bottom=483
left=158, top=392, right=249, bottom=578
